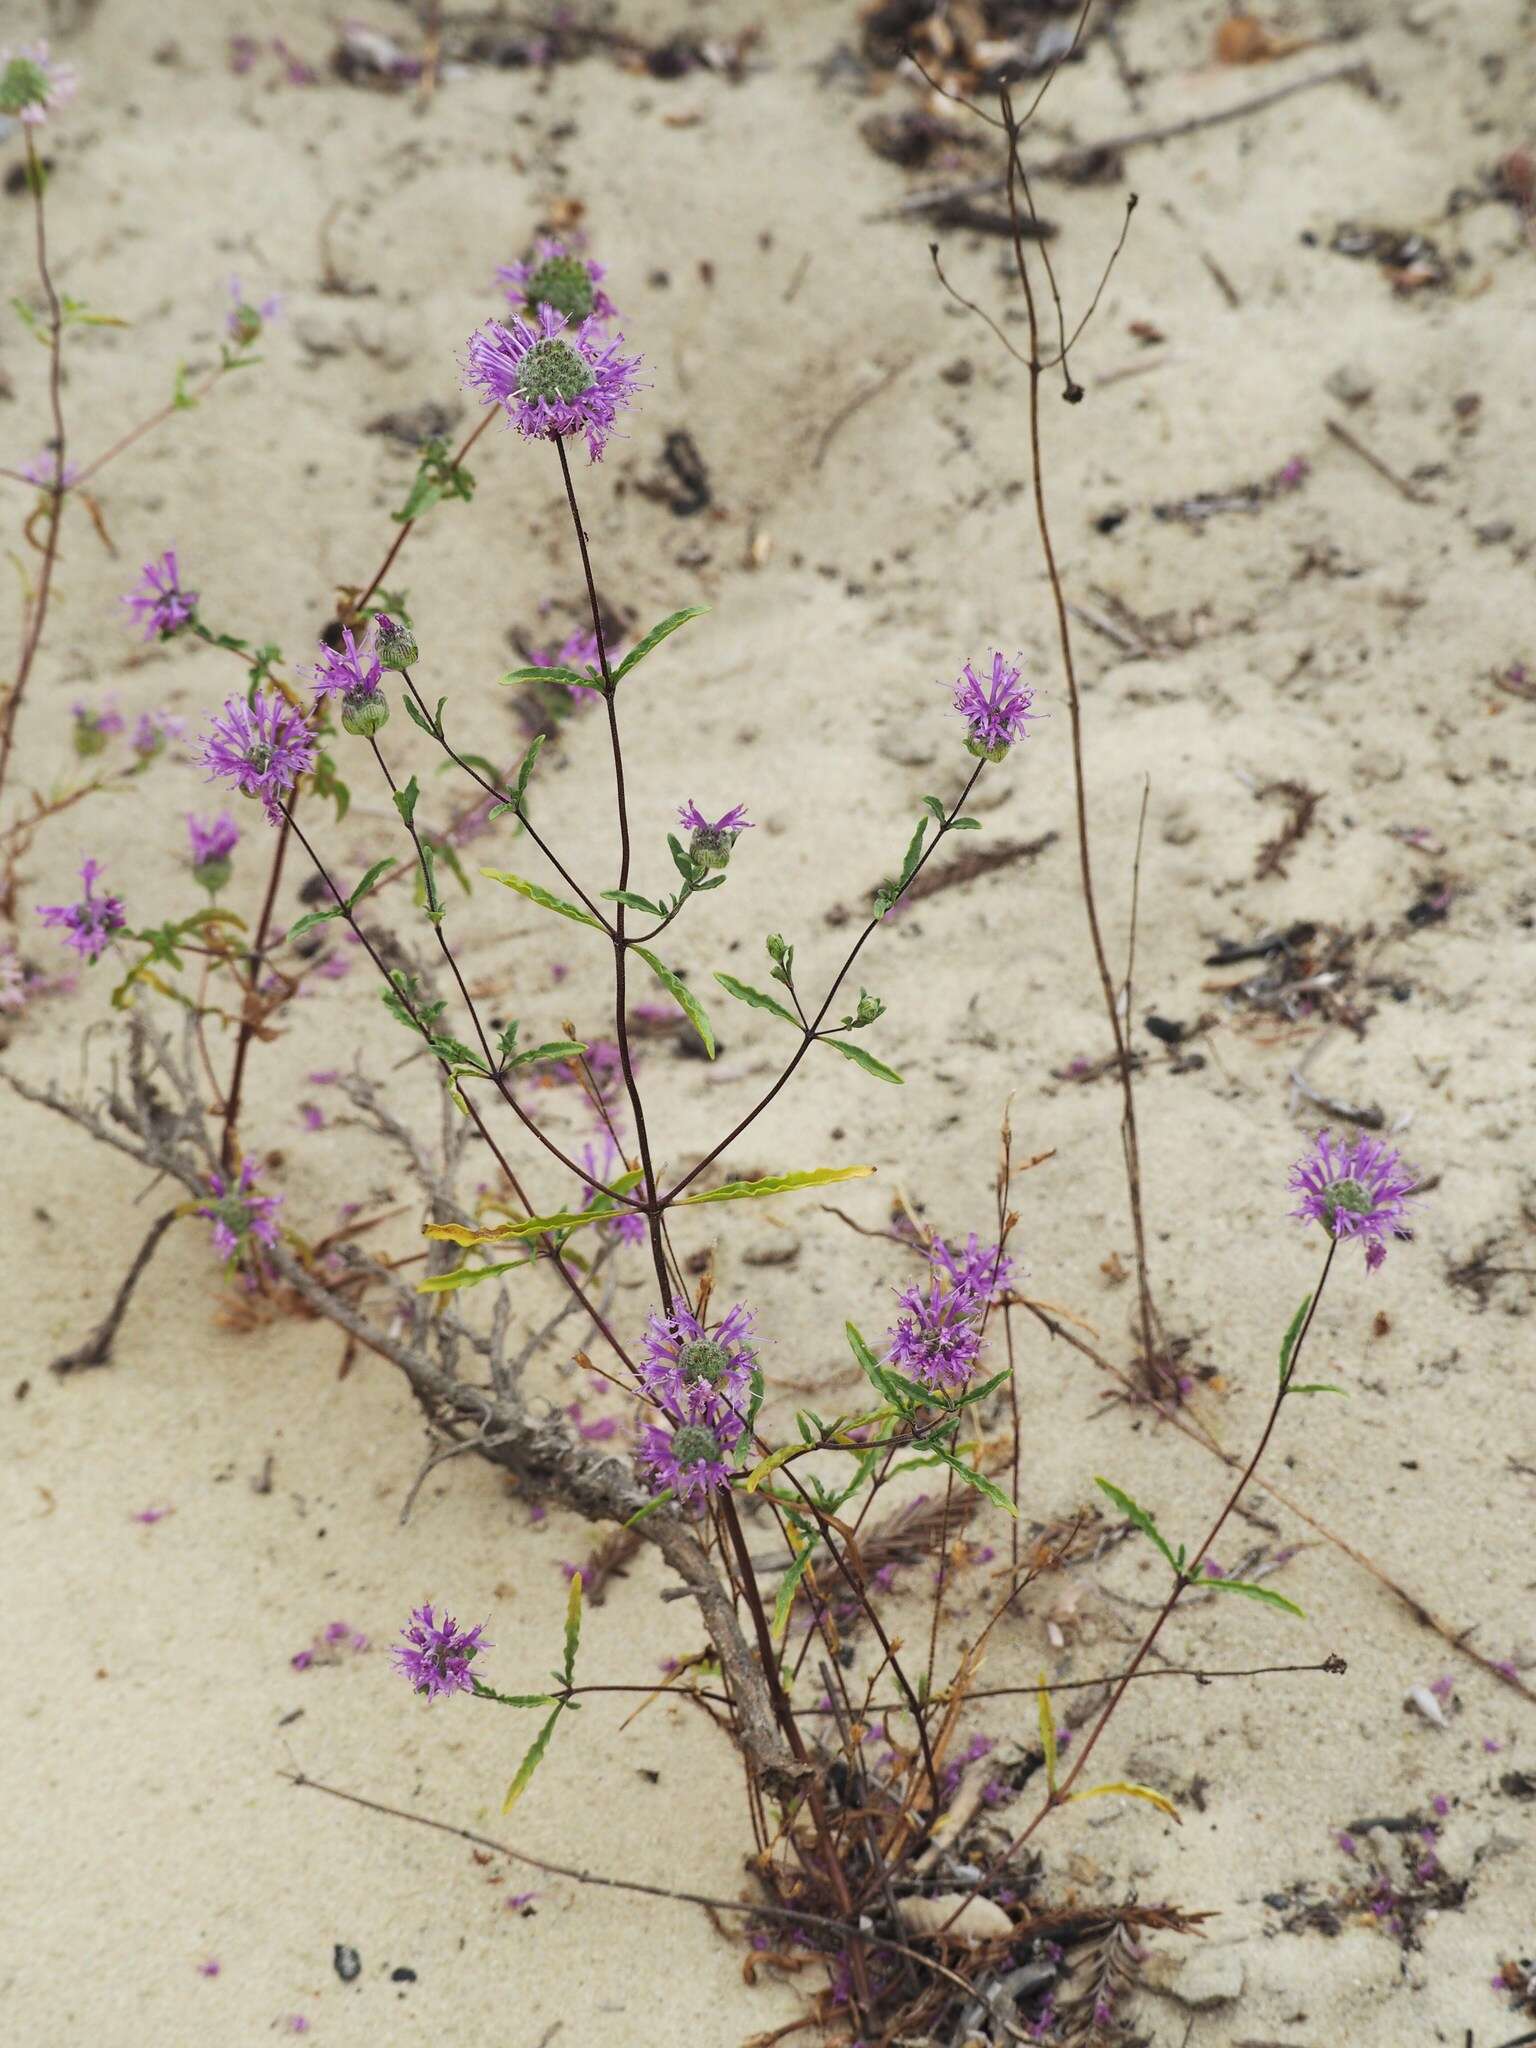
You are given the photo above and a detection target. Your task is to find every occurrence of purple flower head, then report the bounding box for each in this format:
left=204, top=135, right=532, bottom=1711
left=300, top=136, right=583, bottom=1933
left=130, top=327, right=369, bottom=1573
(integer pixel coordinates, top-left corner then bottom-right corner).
left=463, top=305, right=643, bottom=462
left=197, top=1158, right=283, bottom=1261
left=639, top=1296, right=756, bottom=1409
left=678, top=800, right=752, bottom=872
left=579, top=1128, right=646, bottom=1246
left=122, top=551, right=197, bottom=641
left=132, top=708, right=186, bottom=759
left=390, top=1603, right=491, bottom=1701
left=36, top=859, right=125, bottom=962
left=188, top=812, right=240, bottom=889
left=70, top=697, right=124, bottom=758
left=306, top=627, right=389, bottom=738
left=0, top=42, right=77, bottom=124
left=226, top=275, right=283, bottom=348
left=886, top=1276, right=984, bottom=1395
left=20, top=448, right=79, bottom=492
left=952, top=650, right=1036, bottom=761
left=1289, top=1129, right=1418, bottom=1271
left=496, top=239, right=616, bottom=327
left=200, top=692, right=317, bottom=824
left=638, top=1395, right=744, bottom=1506
left=929, top=1232, right=1015, bottom=1304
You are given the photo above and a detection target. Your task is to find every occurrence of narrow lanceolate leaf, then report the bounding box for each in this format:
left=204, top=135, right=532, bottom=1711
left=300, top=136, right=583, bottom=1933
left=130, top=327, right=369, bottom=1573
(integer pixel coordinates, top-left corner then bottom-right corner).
left=504, top=1039, right=587, bottom=1070
left=631, top=944, right=714, bottom=1057
left=347, top=857, right=397, bottom=910
left=714, top=973, right=799, bottom=1027
left=679, top=1165, right=876, bottom=1207
left=612, top=605, right=708, bottom=683
left=393, top=774, right=420, bottom=829
left=771, top=1542, right=818, bottom=1638
left=624, top=1489, right=674, bottom=1528
left=1067, top=1781, right=1180, bottom=1823
left=822, top=1037, right=904, bottom=1085
left=1094, top=1477, right=1180, bottom=1576
left=1287, top=1382, right=1348, bottom=1398
left=425, top=1208, right=598, bottom=1248
left=1037, top=1675, right=1059, bottom=1795
left=502, top=1703, right=565, bottom=1815
left=415, top=1254, right=537, bottom=1294
left=402, top=694, right=440, bottom=740
left=481, top=868, right=601, bottom=928
left=1202, top=1577, right=1304, bottom=1618
left=602, top=889, right=667, bottom=917
left=744, top=1443, right=805, bottom=1494
left=424, top=1170, right=645, bottom=1248
left=1279, top=1293, right=1312, bottom=1386
left=499, top=664, right=589, bottom=688
left=845, top=1322, right=884, bottom=1392
left=933, top=1444, right=1018, bottom=1517
left=561, top=1570, right=583, bottom=1687
left=287, top=903, right=346, bottom=940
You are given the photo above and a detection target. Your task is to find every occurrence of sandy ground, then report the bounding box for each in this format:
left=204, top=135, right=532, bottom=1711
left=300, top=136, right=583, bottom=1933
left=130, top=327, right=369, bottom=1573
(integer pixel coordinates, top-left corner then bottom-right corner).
left=4, top=1, right=1534, bottom=2043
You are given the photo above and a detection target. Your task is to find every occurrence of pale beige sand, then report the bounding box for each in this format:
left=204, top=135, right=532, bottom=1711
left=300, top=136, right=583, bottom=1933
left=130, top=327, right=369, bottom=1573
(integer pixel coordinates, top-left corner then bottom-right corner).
left=4, top=2, right=1534, bottom=2043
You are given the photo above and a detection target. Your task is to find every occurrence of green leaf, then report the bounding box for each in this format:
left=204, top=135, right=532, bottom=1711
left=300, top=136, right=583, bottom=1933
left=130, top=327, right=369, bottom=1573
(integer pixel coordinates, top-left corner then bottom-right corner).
left=506, top=1039, right=588, bottom=1070
left=429, top=1034, right=486, bottom=1071
left=310, top=751, right=350, bottom=823
left=416, top=1255, right=537, bottom=1294
left=932, top=1444, right=1018, bottom=1517
left=822, top=1037, right=904, bottom=1086
left=561, top=1569, right=583, bottom=1687
left=666, top=832, right=701, bottom=886
left=845, top=1322, right=884, bottom=1394
left=631, top=945, right=714, bottom=1058
left=771, top=1542, right=818, bottom=1639
left=347, top=857, right=397, bottom=910
left=1279, top=1294, right=1312, bottom=1387
left=499, top=664, right=589, bottom=689
left=287, top=904, right=345, bottom=941
left=402, top=694, right=440, bottom=741
left=1288, top=1382, right=1348, bottom=1398
left=481, top=868, right=602, bottom=929
left=501, top=1702, right=565, bottom=1815
left=612, top=605, right=708, bottom=684
left=1202, top=1577, right=1304, bottom=1617
left=1095, top=1477, right=1180, bottom=1575
left=603, top=889, right=666, bottom=917
left=487, top=733, right=547, bottom=821
left=680, top=1164, right=875, bottom=1208
left=950, top=817, right=982, bottom=831
left=624, top=1490, right=674, bottom=1528
left=714, top=973, right=799, bottom=1027
left=920, top=794, right=947, bottom=824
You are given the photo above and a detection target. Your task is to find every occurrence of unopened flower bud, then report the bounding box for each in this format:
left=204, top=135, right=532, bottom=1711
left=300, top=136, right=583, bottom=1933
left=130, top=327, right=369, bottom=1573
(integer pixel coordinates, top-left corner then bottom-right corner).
left=194, top=857, right=233, bottom=895
left=341, top=684, right=390, bottom=738
left=374, top=614, right=418, bottom=670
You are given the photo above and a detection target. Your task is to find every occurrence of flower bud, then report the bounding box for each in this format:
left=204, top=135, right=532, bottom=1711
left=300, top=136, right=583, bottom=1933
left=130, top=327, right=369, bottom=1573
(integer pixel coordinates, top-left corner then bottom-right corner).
left=374, top=614, right=418, bottom=670
left=341, top=685, right=391, bottom=738
left=689, top=825, right=736, bottom=871
left=194, top=857, right=233, bottom=896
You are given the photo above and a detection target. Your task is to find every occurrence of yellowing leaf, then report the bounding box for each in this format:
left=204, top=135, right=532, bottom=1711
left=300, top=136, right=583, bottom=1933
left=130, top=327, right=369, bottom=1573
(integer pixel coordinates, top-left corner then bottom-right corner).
left=679, top=1165, right=875, bottom=1207
left=1037, top=1674, right=1058, bottom=1795
left=744, top=1443, right=803, bottom=1493
left=1068, top=1780, right=1180, bottom=1823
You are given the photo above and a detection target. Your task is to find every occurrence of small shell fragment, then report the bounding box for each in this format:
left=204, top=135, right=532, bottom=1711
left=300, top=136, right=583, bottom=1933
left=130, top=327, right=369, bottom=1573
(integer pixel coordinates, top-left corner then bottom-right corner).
left=1404, top=1683, right=1448, bottom=1728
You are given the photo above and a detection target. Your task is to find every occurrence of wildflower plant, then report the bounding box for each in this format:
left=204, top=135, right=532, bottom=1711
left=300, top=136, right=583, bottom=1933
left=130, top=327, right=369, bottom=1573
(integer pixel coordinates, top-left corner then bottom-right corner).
left=2, top=32, right=1439, bottom=2048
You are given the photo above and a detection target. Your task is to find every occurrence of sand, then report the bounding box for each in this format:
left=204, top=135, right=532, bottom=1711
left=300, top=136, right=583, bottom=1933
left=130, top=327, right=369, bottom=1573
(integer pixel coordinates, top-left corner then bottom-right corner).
left=3, top=1, right=1534, bottom=2042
